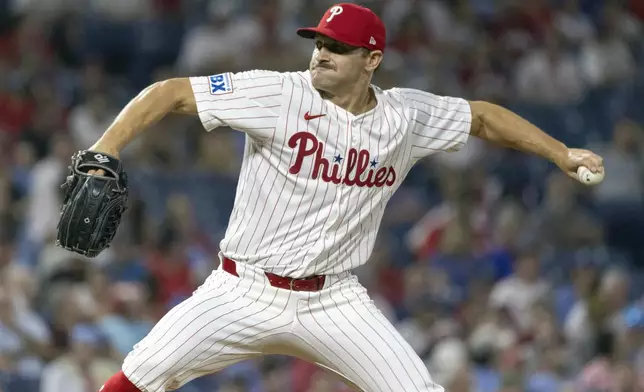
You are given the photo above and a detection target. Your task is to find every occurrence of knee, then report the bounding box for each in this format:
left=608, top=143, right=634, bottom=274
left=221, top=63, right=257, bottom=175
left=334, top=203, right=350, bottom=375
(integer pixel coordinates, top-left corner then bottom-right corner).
left=100, top=371, right=142, bottom=392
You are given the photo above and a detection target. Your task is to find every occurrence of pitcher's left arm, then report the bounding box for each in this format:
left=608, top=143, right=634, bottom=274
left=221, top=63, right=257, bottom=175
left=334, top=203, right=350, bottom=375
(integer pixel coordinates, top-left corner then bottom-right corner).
left=468, top=100, right=604, bottom=180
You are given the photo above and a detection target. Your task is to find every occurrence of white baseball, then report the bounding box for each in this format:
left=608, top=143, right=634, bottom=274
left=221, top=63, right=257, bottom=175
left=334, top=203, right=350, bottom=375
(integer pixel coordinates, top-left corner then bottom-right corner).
left=577, top=166, right=604, bottom=185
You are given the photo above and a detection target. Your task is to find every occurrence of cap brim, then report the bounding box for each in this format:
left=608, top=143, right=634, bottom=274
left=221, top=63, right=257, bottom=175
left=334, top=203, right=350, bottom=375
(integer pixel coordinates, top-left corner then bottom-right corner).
left=296, top=27, right=365, bottom=49
left=296, top=27, right=319, bottom=39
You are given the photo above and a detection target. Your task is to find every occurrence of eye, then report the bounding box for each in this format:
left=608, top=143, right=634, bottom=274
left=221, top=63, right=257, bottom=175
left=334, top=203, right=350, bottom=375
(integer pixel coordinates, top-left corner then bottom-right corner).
left=327, top=43, right=341, bottom=53
left=315, top=41, right=323, bottom=50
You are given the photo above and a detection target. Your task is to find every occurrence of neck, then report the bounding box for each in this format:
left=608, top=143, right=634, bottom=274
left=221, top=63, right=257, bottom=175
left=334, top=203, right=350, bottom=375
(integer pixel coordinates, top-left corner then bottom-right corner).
left=318, top=81, right=376, bottom=116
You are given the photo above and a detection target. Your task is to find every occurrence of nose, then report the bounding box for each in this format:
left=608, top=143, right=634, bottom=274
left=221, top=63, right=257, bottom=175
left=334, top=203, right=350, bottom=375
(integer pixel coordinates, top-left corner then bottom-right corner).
left=316, top=55, right=333, bottom=70
left=317, top=45, right=333, bottom=59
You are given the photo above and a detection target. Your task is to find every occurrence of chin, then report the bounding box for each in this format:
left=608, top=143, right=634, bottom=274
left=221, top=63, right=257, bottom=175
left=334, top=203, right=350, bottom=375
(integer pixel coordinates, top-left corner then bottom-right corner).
left=310, top=70, right=335, bottom=91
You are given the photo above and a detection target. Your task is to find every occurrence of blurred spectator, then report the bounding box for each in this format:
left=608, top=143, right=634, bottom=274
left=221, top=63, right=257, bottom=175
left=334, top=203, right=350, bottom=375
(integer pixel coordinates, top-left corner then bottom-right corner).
left=24, top=135, right=73, bottom=263
left=11, top=141, right=37, bottom=198
left=590, top=119, right=644, bottom=262
left=575, top=330, right=622, bottom=392
left=97, top=282, right=153, bottom=359
left=580, top=13, right=637, bottom=88
left=525, top=348, right=565, bottom=392
left=603, top=1, right=643, bottom=43
left=176, top=0, right=259, bottom=74
left=489, top=249, right=549, bottom=333
left=144, top=218, right=196, bottom=313
left=456, top=37, right=510, bottom=102
left=561, top=258, right=602, bottom=366
left=68, top=93, right=116, bottom=152
left=0, top=84, right=34, bottom=137
left=195, top=131, right=243, bottom=177
left=599, top=269, right=632, bottom=336
left=0, top=174, right=19, bottom=243
left=39, top=324, right=119, bottom=392
left=258, top=357, right=291, bottom=392
left=554, top=0, right=596, bottom=46
left=426, top=337, right=469, bottom=387
left=566, top=267, right=631, bottom=366
left=515, top=31, right=585, bottom=104
left=0, top=284, right=52, bottom=387
left=592, top=119, right=643, bottom=205
left=622, top=305, right=644, bottom=378
left=532, top=171, right=602, bottom=252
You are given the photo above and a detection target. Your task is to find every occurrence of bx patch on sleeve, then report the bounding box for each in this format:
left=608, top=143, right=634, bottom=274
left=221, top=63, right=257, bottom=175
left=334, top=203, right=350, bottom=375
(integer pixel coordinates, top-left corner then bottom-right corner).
left=209, top=73, right=234, bottom=95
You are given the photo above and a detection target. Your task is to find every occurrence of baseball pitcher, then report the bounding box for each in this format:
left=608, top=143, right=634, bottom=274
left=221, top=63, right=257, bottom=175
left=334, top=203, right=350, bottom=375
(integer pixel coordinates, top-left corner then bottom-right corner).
left=57, top=4, right=604, bottom=392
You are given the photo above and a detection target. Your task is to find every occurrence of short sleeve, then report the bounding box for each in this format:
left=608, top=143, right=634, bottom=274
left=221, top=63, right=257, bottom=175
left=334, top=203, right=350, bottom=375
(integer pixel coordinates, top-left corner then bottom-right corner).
left=398, top=88, right=472, bottom=159
left=189, top=70, right=284, bottom=139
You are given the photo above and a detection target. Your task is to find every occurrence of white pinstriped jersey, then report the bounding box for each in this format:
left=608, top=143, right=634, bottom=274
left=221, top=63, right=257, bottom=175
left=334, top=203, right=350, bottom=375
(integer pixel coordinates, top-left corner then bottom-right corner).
left=189, top=70, right=471, bottom=278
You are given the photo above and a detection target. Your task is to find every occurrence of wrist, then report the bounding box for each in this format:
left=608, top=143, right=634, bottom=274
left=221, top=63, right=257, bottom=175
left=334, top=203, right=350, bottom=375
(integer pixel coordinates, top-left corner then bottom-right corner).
left=549, top=142, right=569, bottom=166
left=89, top=143, right=120, bottom=158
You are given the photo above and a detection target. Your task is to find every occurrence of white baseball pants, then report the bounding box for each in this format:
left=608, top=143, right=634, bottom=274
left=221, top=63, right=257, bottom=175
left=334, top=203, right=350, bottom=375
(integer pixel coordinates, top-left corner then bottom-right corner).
left=121, top=261, right=444, bottom=392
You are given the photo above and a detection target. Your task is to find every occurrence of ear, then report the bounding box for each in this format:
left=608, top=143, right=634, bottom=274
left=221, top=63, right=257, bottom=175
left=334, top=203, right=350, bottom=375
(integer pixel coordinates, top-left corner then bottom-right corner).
left=365, top=50, right=383, bottom=73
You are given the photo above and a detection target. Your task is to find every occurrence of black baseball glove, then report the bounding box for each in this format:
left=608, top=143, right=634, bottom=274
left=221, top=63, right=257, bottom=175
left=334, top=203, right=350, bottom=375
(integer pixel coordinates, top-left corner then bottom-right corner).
left=56, top=150, right=128, bottom=257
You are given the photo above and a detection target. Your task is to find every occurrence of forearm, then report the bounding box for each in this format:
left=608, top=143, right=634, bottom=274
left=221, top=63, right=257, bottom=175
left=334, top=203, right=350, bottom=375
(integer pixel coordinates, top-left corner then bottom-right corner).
left=469, top=101, right=568, bottom=164
left=91, top=78, right=194, bottom=155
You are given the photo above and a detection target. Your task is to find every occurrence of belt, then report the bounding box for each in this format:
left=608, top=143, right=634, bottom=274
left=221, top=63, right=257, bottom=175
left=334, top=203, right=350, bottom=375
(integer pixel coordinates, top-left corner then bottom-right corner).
left=222, top=257, right=326, bottom=292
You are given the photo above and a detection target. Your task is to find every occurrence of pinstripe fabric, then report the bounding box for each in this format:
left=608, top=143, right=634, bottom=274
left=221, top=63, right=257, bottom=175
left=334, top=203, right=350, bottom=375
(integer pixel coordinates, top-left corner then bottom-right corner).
left=120, top=69, right=470, bottom=392
left=293, top=276, right=442, bottom=392
left=189, top=70, right=471, bottom=279
left=122, top=264, right=444, bottom=392
left=122, top=266, right=296, bottom=392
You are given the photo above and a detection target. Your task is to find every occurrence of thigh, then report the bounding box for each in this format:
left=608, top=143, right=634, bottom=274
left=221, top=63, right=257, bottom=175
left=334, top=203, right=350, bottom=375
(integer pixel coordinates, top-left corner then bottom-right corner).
left=122, top=269, right=293, bottom=392
left=293, top=277, right=444, bottom=392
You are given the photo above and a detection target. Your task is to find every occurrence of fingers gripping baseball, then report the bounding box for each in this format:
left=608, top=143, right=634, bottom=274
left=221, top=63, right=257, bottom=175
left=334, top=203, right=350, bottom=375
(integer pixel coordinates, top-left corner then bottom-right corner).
left=559, top=148, right=605, bottom=185
left=568, top=148, right=603, bottom=172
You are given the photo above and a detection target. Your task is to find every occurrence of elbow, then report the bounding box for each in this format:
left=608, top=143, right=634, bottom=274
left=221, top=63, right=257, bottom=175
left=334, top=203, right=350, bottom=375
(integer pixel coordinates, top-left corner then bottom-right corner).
left=142, top=78, right=194, bottom=114
left=163, top=78, right=196, bottom=114
left=151, top=79, right=180, bottom=105
left=468, top=100, right=490, bottom=139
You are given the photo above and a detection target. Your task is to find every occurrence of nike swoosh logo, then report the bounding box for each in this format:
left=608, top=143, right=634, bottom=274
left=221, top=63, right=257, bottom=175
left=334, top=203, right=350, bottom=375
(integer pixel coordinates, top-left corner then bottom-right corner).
left=304, top=112, right=326, bottom=121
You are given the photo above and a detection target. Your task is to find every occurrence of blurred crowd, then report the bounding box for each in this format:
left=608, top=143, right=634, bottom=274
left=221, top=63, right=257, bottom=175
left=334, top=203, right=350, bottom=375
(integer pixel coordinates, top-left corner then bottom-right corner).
left=1, top=0, right=644, bottom=391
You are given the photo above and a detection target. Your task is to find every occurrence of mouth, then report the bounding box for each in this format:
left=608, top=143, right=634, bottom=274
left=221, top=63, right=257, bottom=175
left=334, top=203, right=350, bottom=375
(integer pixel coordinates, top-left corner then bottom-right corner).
left=314, top=64, right=334, bottom=71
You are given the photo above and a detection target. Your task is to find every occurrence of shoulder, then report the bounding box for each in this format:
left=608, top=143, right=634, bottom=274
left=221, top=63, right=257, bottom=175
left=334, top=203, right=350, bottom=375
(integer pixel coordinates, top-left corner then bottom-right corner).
left=381, top=87, right=438, bottom=103
left=227, top=69, right=312, bottom=85
left=224, top=70, right=316, bottom=94
left=277, top=70, right=316, bottom=92
left=377, top=86, right=410, bottom=108
left=380, top=87, right=469, bottom=112
left=190, top=69, right=286, bottom=95
left=217, top=69, right=285, bottom=90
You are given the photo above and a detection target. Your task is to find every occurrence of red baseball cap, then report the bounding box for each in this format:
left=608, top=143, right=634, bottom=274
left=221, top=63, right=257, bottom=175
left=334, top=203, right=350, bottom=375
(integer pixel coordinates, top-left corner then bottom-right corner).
left=296, top=3, right=386, bottom=52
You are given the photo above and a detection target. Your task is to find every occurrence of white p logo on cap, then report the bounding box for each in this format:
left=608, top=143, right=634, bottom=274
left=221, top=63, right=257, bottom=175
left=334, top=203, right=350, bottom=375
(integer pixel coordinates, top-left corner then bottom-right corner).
left=326, top=5, right=343, bottom=22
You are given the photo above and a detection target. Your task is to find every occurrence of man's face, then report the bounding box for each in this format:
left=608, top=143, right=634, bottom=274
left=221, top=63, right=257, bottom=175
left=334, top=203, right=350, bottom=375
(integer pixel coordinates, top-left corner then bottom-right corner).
left=309, top=34, right=370, bottom=93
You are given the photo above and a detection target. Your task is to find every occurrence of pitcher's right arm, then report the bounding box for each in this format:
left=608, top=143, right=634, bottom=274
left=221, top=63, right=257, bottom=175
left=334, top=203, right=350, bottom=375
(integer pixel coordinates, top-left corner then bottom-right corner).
left=90, top=78, right=196, bottom=157
left=91, top=71, right=284, bottom=158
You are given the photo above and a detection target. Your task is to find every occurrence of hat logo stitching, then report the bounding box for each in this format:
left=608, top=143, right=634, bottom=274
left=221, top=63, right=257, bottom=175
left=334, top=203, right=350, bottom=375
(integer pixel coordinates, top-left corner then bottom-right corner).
left=369, top=37, right=376, bottom=45
left=326, top=5, right=343, bottom=22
